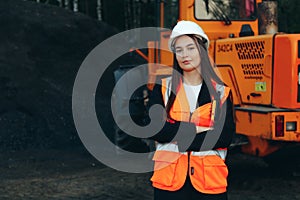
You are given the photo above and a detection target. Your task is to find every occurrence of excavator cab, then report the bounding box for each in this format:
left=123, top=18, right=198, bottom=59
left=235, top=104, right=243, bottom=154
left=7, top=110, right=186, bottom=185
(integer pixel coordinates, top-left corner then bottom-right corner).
left=148, top=0, right=261, bottom=89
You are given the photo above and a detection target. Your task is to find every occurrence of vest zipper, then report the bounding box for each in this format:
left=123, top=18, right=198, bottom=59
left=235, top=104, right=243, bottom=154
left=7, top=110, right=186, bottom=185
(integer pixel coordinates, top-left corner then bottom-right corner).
left=187, top=151, right=191, bottom=175
left=188, top=112, right=193, bottom=176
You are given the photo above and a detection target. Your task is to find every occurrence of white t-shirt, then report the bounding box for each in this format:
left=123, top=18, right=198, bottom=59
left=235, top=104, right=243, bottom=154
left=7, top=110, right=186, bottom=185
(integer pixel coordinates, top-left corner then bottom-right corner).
left=183, top=82, right=202, bottom=113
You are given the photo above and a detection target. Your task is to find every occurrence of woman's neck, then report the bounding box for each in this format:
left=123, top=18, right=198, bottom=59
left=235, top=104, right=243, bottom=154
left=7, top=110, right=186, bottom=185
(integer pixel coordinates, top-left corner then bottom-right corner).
left=183, top=70, right=203, bottom=86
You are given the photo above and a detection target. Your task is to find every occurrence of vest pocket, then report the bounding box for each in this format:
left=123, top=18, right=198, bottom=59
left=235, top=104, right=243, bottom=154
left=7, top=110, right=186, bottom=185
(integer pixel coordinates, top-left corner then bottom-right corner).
left=150, top=151, right=180, bottom=187
left=203, top=155, right=228, bottom=190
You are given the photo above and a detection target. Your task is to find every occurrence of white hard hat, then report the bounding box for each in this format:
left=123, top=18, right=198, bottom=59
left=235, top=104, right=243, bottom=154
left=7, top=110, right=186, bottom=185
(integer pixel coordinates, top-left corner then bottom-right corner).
left=168, top=20, right=209, bottom=51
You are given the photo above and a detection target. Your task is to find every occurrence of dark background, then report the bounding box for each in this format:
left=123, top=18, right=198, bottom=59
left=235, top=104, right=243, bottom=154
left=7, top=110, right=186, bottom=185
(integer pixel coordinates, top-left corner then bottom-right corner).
left=0, top=0, right=299, bottom=199
left=23, top=0, right=300, bottom=33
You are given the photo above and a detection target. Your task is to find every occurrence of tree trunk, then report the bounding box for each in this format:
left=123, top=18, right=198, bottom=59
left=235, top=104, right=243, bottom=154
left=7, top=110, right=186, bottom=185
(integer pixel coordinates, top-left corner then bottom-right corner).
left=124, top=0, right=131, bottom=30
left=64, top=0, right=70, bottom=9
left=134, top=0, right=141, bottom=27
left=97, top=0, right=102, bottom=20
left=258, top=1, right=278, bottom=34
left=73, top=0, right=78, bottom=12
left=57, top=0, right=63, bottom=7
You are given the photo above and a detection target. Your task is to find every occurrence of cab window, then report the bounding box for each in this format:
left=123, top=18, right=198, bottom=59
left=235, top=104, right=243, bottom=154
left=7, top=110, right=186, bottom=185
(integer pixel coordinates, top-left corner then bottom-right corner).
left=195, top=0, right=256, bottom=21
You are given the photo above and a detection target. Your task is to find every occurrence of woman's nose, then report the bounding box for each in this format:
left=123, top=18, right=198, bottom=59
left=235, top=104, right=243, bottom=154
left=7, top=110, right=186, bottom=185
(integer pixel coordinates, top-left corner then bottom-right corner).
left=181, top=49, right=188, bottom=57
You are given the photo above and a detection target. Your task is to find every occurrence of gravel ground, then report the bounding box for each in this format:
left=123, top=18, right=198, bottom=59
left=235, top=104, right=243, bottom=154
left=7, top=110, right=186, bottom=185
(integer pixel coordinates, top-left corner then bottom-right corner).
left=0, top=147, right=299, bottom=200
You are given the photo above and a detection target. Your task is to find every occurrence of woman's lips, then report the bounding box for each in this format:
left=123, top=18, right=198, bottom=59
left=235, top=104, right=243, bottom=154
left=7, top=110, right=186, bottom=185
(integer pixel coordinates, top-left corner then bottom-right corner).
left=183, top=60, right=190, bottom=64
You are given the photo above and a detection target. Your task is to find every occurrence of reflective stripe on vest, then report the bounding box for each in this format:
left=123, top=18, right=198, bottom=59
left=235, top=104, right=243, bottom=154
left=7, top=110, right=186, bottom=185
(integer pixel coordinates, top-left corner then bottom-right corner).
left=151, top=77, right=230, bottom=194
left=156, top=142, right=227, bottom=160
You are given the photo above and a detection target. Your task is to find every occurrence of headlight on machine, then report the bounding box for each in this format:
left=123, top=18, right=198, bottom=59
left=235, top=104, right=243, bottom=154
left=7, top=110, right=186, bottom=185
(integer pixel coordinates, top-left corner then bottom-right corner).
left=286, top=121, right=297, bottom=131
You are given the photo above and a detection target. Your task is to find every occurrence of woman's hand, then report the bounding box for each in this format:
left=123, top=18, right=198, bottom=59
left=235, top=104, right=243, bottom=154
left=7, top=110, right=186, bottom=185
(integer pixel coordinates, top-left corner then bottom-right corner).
left=196, top=126, right=213, bottom=134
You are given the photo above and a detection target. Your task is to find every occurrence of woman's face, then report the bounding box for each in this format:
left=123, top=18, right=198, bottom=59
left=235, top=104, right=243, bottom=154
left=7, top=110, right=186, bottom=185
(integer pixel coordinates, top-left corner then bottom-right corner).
left=174, top=35, right=201, bottom=72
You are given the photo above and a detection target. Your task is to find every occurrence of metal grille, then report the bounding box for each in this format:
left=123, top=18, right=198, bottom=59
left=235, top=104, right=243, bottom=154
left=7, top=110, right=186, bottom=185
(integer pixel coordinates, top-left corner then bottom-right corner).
left=242, top=63, right=264, bottom=76
left=235, top=41, right=265, bottom=60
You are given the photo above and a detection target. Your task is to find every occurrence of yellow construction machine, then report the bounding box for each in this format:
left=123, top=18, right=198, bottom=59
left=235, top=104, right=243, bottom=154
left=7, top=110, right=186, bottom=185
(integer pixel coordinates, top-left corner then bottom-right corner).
left=131, top=0, right=300, bottom=157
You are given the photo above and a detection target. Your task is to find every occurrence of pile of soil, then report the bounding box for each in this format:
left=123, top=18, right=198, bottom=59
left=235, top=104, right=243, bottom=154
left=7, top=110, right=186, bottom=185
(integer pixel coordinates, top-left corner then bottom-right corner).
left=0, top=0, right=117, bottom=150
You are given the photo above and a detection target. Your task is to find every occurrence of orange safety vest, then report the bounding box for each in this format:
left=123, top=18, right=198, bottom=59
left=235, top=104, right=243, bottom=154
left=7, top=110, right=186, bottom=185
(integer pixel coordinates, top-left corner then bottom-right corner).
left=151, top=77, right=231, bottom=194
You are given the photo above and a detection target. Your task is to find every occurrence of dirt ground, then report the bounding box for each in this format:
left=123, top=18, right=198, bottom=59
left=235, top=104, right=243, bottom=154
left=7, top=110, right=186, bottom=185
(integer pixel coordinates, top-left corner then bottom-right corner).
left=0, top=146, right=299, bottom=200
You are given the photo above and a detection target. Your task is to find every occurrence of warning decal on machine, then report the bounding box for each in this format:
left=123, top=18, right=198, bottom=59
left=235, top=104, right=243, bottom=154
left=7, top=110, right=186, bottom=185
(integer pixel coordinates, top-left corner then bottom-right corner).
left=255, top=82, right=266, bottom=92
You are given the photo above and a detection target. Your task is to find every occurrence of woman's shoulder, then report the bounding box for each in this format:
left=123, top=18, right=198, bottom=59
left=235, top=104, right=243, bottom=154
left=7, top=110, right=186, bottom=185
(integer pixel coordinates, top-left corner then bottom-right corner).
left=212, top=82, right=231, bottom=104
left=161, top=76, right=172, bottom=83
left=159, top=76, right=172, bottom=88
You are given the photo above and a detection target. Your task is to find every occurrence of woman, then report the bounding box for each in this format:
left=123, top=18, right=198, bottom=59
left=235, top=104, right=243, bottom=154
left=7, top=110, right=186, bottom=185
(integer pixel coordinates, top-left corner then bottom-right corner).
left=148, top=20, right=235, bottom=200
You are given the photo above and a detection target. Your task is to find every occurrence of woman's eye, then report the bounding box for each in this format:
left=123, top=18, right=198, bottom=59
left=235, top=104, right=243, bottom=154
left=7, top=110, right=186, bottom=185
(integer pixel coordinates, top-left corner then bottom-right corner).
left=175, top=49, right=182, bottom=54
left=188, top=47, right=195, bottom=51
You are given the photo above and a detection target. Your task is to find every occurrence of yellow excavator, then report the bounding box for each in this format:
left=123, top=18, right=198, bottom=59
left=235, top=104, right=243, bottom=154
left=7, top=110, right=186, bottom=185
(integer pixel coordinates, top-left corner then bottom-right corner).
left=128, top=0, right=300, bottom=157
